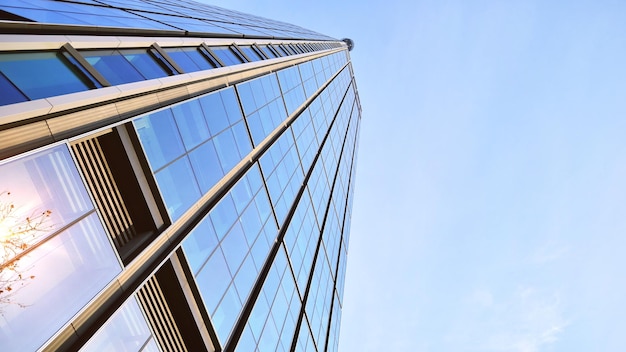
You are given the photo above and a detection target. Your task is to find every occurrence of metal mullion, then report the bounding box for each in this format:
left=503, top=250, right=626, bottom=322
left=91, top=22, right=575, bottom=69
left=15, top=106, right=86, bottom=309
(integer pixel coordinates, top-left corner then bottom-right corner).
left=252, top=43, right=269, bottom=59
left=230, top=43, right=250, bottom=63
left=151, top=43, right=185, bottom=74
left=61, top=43, right=111, bottom=87
left=200, top=43, right=226, bottom=67
left=198, top=43, right=223, bottom=68
left=267, top=44, right=283, bottom=57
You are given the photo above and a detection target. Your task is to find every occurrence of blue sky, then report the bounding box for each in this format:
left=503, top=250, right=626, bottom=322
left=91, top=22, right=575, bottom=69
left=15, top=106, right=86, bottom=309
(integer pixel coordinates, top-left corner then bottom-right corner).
left=209, top=1, right=626, bottom=350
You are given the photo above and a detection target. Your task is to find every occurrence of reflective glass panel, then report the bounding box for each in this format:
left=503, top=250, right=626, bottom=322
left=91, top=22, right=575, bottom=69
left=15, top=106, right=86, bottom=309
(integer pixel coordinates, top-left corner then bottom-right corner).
left=80, top=297, right=153, bottom=352
left=165, top=47, right=216, bottom=72
left=0, top=145, right=121, bottom=352
left=134, top=108, right=186, bottom=171
left=259, top=45, right=278, bottom=59
left=171, top=100, right=210, bottom=150
left=154, top=156, right=201, bottom=220
left=122, top=49, right=170, bottom=80
left=239, top=46, right=264, bottom=61
left=83, top=49, right=144, bottom=85
left=0, top=51, right=91, bottom=100
left=188, top=140, right=223, bottom=193
left=0, top=71, right=27, bottom=105
left=209, top=46, right=244, bottom=66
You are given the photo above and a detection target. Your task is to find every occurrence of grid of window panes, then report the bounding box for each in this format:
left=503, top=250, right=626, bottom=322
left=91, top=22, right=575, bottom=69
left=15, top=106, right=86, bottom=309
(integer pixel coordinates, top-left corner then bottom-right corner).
left=0, top=41, right=342, bottom=106
left=128, top=47, right=353, bottom=348
left=231, top=82, right=358, bottom=352
left=235, top=81, right=353, bottom=352
left=134, top=86, right=252, bottom=221
left=0, top=145, right=122, bottom=352
left=0, top=0, right=334, bottom=39
left=293, top=84, right=359, bottom=352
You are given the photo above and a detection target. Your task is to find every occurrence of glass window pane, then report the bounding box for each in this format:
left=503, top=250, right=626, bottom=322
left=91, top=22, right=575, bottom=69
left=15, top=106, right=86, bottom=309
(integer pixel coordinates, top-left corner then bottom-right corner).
left=210, top=46, right=243, bottom=66
left=196, top=249, right=232, bottom=314
left=259, top=45, right=277, bottom=59
left=239, top=46, right=264, bottom=61
left=199, top=91, right=230, bottom=135
left=212, top=283, right=242, bottom=340
left=0, top=214, right=121, bottom=351
left=0, top=71, right=27, bottom=105
left=0, top=145, right=94, bottom=237
left=80, top=297, right=152, bottom=352
left=134, top=108, right=185, bottom=171
left=83, top=49, right=144, bottom=85
left=0, top=51, right=91, bottom=100
left=231, top=121, right=252, bottom=157
left=171, top=100, right=210, bottom=150
left=213, top=129, right=240, bottom=172
left=188, top=140, right=223, bottom=193
left=182, top=216, right=219, bottom=274
left=220, top=222, right=248, bottom=274
left=154, top=156, right=201, bottom=221
left=165, top=47, right=215, bottom=72
left=220, top=87, right=244, bottom=125
left=121, top=49, right=169, bottom=80
left=209, top=194, right=237, bottom=241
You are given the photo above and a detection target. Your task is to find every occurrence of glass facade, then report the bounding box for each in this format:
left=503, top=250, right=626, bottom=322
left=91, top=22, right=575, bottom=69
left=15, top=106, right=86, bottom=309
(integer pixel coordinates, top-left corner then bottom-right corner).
left=0, top=1, right=360, bottom=351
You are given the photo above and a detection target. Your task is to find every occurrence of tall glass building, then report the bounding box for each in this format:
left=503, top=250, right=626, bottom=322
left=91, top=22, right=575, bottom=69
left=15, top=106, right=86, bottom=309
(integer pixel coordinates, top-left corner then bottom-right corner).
left=0, top=0, right=361, bottom=351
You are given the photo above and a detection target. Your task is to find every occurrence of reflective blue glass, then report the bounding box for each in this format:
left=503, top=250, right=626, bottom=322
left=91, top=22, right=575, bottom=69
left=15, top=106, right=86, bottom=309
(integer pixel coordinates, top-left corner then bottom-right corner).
left=188, top=140, right=224, bottom=193
left=154, top=156, right=201, bottom=220
left=210, top=46, right=243, bottom=66
left=195, top=248, right=232, bottom=313
left=220, top=88, right=245, bottom=125
left=239, top=46, right=264, bottom=61
left=213, top=129, right=242, bottom=172
left=233, top=253, right=257, bottom=301
left=83, top=48, right=170, bottom=84
left=122, top=49, right=170, bottom=80
left=259, top=45, right=278, bottom=59
left=165, top=47, right=216, bottom=72
left=182, top=216, right=219, bottom=274
left=220, top=222, right=248, bottom=274
left=210, top=195, right=238, bottom=240
left=198, top=91, right=230, bottom=135
left=0, top=2, right=177, bottom=29
left=212, top=283, right=242, bottom=339
left=171, top=100, right=210, bottom=150
left=79, top=297, right=153, bottom=352
left=0, top=51, right=91, bottom=100
left=83, top=49, right=144, bottom=85
left=134, top=109, right=186, bottom=171
left=129, top=11, right=237, bottom=34
left=0, top=71, right=27, bottom=105
left=231, top=121, right=252, bottom=157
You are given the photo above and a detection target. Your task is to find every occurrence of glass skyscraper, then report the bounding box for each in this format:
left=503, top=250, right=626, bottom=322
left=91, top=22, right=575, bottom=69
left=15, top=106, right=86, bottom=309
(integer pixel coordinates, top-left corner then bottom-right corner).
left=0, top=0, right=360, bottom=351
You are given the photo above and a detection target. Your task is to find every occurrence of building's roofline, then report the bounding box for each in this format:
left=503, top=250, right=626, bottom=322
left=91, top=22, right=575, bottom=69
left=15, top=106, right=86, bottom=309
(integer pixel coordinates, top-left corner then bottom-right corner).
left=0, top=20, right=336, bottom=41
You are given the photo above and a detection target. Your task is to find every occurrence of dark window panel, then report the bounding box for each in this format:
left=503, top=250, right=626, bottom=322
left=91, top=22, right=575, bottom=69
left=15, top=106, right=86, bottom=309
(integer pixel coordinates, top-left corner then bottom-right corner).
left=122, top=49, right=171, bottom=80
left=82, top=48, right=170, bottom=85
left=0, top=51, right=92, bottom=100
left=165, top=47, right=217, bottom=72
left=259, top=45, right=277, bottom=59
left=239, top=46, right=264, bottom=61
left=209, top=46, right=244, bottom=66
left=0, top=71, right=28, bottom=105
left=82, top=49, right=145, bottom=85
